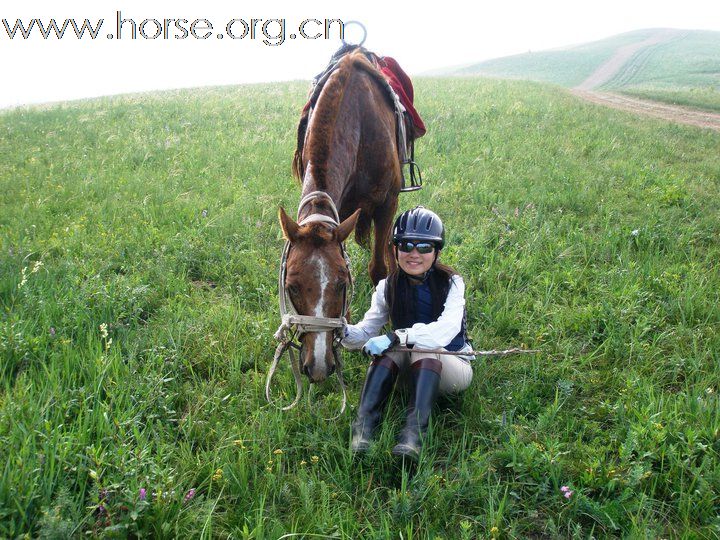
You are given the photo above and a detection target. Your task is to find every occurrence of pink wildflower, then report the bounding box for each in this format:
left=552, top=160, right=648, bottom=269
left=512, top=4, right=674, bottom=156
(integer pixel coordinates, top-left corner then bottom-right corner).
left=564, top=490, right=573, bottom=498
left=139, top=488, right=147, bottom=501
left=560, top=485, right=570, bottom=493
left=184, top=488, right=196, bottom=502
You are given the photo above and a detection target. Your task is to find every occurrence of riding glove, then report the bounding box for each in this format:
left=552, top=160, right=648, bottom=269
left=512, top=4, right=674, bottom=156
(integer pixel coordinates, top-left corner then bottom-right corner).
left=362, top=333, right=398, bottom=357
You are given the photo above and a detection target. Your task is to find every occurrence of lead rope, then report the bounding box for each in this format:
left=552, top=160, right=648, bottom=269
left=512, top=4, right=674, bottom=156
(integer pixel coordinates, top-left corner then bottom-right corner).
left=265, top=337, right=303, bottom=411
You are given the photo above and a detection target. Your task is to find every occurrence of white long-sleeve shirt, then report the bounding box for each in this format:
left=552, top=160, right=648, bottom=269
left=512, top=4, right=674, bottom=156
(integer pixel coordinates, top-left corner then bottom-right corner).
left=342, top=274, right=467, bottom=350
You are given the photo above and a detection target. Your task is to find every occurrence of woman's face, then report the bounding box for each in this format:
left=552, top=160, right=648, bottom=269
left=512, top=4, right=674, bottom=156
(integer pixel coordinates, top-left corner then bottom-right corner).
left=397, top=241, right=436, bottom=277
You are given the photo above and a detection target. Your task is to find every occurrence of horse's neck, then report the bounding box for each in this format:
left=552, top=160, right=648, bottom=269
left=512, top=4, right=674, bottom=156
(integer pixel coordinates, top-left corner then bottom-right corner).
left=299, top=180, right=345, bottom=223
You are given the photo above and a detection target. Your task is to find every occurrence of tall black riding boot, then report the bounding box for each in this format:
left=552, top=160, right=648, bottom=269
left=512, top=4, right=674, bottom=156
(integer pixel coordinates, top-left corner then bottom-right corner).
left=351, top=356, right=399, bottom=452
left=392, top=358, right=442, bottom=460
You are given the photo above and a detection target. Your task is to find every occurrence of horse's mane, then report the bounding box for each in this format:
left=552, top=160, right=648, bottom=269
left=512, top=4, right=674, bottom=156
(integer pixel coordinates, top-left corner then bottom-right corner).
left=291, top=49, right=391, bottom=184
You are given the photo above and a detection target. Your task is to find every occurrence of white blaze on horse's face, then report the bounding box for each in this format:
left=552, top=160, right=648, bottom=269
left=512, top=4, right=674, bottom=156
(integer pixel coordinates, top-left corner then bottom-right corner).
left=288, top=246, right=345, bottom=383
left=309, top=253, right=330, bottom=371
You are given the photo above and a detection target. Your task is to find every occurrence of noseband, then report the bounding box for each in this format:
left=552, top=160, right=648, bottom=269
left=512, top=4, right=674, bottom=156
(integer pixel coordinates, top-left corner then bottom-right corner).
left=266, top=191, right=352, bottom=417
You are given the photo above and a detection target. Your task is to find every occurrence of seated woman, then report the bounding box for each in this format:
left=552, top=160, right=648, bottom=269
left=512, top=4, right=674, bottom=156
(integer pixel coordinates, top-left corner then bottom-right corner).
left=342, top=206, right=474, bottom=459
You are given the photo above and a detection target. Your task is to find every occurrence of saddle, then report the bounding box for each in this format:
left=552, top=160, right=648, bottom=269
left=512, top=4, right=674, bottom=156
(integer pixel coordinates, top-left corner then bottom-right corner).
left=301, top=44, right=424, bottom=192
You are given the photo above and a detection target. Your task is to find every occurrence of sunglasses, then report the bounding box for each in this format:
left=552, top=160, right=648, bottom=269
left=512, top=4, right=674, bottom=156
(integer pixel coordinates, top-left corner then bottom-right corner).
left=397, top=241, right=436, bottom=254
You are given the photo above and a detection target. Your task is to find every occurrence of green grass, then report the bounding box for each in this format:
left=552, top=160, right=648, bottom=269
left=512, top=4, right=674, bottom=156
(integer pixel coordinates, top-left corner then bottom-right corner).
left=1, top=77, right=720, bottom=538
left=621, top=86, right=720, bottom=113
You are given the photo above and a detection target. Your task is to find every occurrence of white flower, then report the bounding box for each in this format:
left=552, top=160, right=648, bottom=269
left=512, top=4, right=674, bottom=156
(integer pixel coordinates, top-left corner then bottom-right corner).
left=631, top=229, right=640, bottom=237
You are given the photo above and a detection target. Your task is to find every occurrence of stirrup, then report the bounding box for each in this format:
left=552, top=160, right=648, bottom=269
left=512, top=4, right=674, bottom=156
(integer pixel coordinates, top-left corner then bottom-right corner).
left=400, top=160, right=423, bottom=192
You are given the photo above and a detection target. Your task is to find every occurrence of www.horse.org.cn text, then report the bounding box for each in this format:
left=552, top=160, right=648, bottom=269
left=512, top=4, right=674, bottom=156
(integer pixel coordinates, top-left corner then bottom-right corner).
left=1, top=13, right=345, bottom=46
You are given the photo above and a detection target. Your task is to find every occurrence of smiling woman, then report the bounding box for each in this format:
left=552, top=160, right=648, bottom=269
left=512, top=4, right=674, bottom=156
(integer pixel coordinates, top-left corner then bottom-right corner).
left=397, top=239, right=436, bottom=275
left=342, top=206, right=475, bottom=460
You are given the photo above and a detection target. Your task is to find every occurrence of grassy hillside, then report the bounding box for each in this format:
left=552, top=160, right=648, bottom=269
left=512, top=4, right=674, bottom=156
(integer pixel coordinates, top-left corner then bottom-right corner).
left=604, top=30, right=720, bottom=88
left=450, top=29, right=665, bottom=87
left=605, top=31, right=720, bottom=111
left=613, top=31, right=720, bottom=112
left=446, top=29, right=720, bottom=111
left=1, top=78, right=720, bottom=538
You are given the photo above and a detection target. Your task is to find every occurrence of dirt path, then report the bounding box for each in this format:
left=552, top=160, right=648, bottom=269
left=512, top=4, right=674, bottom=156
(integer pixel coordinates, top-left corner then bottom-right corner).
left=572, top=29, right=720, bottom=131
left=575, top=29, right=682, bottom=90
left=572, top=90, right=720, bottom=131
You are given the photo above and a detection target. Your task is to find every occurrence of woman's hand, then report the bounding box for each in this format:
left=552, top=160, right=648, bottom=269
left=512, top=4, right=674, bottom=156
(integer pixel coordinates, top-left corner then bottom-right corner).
left=362, top=335, right=395, bottom=357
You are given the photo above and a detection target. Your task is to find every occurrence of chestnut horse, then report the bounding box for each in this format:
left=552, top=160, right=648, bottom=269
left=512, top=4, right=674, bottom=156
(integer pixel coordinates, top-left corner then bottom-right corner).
left=278, top=49, right=402, bottom=383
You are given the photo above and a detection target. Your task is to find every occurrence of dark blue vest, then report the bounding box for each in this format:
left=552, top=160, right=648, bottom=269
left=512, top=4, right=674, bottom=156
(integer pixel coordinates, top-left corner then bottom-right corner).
left=410, top=281, right=466, bottom=351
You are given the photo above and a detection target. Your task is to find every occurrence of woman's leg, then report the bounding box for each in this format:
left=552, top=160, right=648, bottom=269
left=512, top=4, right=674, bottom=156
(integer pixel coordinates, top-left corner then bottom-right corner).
left=432, top=352, right=473, bottom=394
left=350, top=353, right=406, bottom=452
left=404, top=350, right=473, bottom=394
left=391, top=357, right=442, bottom=460
left=392, top=350, right=473, bottom=459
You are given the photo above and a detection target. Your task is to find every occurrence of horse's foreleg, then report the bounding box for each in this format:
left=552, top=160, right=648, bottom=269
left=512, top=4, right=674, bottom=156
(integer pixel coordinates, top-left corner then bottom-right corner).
left=369, top=196, right=398, bottom=285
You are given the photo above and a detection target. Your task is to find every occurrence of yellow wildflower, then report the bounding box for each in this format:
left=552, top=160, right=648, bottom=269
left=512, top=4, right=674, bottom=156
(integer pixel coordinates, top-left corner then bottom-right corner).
left=310, top=455, right=319, bottom=464
left=273, top=449, right=283, bottom=455
left=212, top=468, right=223, bottom=481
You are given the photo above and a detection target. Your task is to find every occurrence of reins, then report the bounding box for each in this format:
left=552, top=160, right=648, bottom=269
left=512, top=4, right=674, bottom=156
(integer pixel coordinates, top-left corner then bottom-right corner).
left=266, top=192, right=352, bottom=418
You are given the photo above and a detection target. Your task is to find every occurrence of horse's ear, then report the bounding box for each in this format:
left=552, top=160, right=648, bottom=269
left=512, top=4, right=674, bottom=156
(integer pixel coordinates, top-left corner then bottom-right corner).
left=279, top=207, right=299, bottom=243
left=335, top=209, right=361, bottom=243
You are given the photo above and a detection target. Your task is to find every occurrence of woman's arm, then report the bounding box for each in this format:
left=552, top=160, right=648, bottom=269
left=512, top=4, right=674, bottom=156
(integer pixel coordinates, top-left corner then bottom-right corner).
left=341, top=279, right=390, bottom=350
left=404, top=275, right=466, bottom=349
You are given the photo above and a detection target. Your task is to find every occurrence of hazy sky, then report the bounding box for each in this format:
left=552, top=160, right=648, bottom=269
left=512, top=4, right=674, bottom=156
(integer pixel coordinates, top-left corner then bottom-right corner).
left=2, top=0, right=719, bottom=108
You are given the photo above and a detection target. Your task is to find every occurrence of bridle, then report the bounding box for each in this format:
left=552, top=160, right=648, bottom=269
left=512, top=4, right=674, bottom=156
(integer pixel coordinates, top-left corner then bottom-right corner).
left=276, top=192, right=354, bottom=336
left=265, top=191, right=353, bottom=417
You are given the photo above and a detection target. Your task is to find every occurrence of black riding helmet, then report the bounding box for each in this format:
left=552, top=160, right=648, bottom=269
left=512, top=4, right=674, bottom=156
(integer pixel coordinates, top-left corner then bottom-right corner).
left=392, top=206, right=445, bottom=249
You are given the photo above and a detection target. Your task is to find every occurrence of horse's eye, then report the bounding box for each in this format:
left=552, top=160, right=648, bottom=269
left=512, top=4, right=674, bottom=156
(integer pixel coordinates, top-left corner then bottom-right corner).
left=287, top=284, right=300, bottom=296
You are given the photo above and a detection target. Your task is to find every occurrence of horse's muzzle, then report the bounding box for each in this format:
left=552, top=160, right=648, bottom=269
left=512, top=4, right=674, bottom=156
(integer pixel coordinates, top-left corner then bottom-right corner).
left=301, top=362, right=336, bottom=382
left=299, top=341, right=336, bottom=382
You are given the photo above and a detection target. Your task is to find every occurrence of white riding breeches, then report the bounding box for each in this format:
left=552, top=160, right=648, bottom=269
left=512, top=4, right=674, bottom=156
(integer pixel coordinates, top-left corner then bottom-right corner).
left=385, top=348, right=473, bottom=394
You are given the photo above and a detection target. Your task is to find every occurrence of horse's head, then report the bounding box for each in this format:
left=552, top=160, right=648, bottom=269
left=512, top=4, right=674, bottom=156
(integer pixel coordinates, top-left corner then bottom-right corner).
left=278, top=207, right=360, bottom=383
